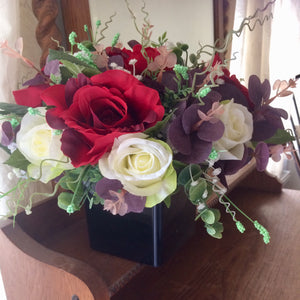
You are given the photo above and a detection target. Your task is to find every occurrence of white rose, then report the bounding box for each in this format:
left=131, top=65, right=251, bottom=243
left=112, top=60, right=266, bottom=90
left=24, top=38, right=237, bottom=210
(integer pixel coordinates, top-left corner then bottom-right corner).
left=98, top=133, right=177, bottom=207
left=213, top=100, right=253, bottom=160
left=16, top=107, right=73, bottom=183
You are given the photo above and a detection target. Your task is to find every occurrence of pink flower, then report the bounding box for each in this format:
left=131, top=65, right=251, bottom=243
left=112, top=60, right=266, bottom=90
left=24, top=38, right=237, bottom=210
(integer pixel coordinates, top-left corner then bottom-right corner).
left=103, top=190, right=128, bottom=216
left=269, top=144, right=293, bottom=162
left=147, top=46, right=177, bottom=82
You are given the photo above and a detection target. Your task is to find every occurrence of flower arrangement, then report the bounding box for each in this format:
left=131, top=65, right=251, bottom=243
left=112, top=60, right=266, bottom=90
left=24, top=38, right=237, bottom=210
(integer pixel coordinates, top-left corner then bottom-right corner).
left=0, top=2, right=297, bottom=243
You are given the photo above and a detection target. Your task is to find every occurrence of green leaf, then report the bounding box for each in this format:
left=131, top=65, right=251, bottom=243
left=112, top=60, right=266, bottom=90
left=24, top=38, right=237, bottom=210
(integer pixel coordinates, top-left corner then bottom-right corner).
left=81, top=66, right=101, bottom=77
left=143, top=112, right=174, bottom=137
left=81, top=40, right=96, bottom=51
left=0, top=103, right=29, bottom=116
left=180, top=44, right=189, bottom=51
left=188, top=178, right=207, bottom=204
left=4, top=149, right=30, bottom=171
left=85, top=167, right=103, bottom=183
left=48, top=49, right=92, bottom=68
left=205, top=222, right=224, bottom=239
left=90, top=192, right=103, bottom=206
left=264, top=129, right=295, bottom=144
left=164, top=195, right=171, bottom=208
left=59, top=66, right=73, bottom=84
left=172, top=160, right=187, bottom=171
left=200, top=208, right=221, bottom=224
left=178, top=164, right=203, bottom=186
left=57, top=192, right=80, bottom=212
left=189, top=53, right=197, bottom=65
left=60, top=59, right=85, bottom=76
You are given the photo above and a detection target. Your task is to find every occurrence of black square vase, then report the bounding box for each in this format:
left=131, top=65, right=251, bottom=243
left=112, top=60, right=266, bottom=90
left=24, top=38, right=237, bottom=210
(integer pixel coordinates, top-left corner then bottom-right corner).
left=85, top=190, right=195, bottom=267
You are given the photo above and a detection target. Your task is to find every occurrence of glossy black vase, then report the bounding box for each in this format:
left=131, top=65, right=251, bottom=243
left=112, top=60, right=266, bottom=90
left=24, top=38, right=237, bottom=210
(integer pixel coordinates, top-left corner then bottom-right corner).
left=85, top=191, right=195, bottom=267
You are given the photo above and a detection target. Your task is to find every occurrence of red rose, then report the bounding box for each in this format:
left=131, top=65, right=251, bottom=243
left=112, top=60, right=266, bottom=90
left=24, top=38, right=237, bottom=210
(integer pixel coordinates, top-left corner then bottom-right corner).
left=13, top=84, right=49, bottom=107
left=122, top=44, right=160, bottom=74
left=41, top=70, right=164, bottom=167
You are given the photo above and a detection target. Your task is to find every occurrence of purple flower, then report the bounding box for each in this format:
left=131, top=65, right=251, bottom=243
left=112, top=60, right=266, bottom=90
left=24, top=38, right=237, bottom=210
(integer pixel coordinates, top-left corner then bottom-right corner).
left=1, top=121, right=15, bottom=146
left=168, top=101, right=225, bottom=164
left=95, top=177, right=146, bottom=216
left=254, top=142, right=270, bottom=171
left=248, top=75, right=288, bottom=141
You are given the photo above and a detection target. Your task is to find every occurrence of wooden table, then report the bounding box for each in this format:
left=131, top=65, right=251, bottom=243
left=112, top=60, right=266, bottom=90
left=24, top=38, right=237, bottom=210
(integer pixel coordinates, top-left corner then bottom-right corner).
left=0, top=168, right=299, bottom=300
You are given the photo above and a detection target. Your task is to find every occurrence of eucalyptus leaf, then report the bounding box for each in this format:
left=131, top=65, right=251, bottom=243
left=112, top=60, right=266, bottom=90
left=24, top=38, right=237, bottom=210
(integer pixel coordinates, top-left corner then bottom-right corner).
left=205, top=221, right=224, bottom=239
left=178, top=164, right=203, bottom=186
left=57, top=192, right=80, bottom=212
left=200, top=208, right=221, bottom=224
left=188, top=178, right=207, bottom=204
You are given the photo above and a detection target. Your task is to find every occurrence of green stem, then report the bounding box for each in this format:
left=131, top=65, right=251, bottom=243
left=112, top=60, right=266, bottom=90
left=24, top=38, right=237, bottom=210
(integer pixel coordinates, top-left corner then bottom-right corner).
left=70, top=165, right=90, bottom=206
left=223, top=193, right=254, bottom=224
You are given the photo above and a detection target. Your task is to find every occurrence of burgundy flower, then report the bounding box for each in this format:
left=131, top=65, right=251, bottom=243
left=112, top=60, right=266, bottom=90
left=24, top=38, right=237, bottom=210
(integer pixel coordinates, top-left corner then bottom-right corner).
left=1, top=121, right=14, bottom=146
left=254, top=142, right=270, bottom=171
left=249, top=75, right=288, bottom=141
left=168, top=102, right=225, bottom=164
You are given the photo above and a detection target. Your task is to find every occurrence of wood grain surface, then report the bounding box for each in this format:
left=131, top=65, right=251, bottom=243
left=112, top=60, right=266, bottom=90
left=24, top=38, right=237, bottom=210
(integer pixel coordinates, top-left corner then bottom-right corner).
left=1, top=184, right=299, bottom=299
left=112, top=187, right=300, bottom=300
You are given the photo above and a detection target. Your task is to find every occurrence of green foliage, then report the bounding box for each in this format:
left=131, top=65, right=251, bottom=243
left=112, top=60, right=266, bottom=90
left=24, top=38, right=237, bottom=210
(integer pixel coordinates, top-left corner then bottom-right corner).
left=48, top=49, right=100, bottom=79
left=57, top=191, right=81, bottom=212
left=151, top=31, right=168, bottom=47
left=163, top=195, right=171, bottom=208
left=60, top=59, right=86, bottom=77
left=143, top=112, right=174, bottom=137
left=80, top=40, right=96, bottom=51
left=59, top=66, right=73, bottom=84
left=205, top=221, right=224, bottom=239
left=4, top=149, right=30, bottom=171
left=49, top=49, right=91, bottom=67
left=199, top=208, right=221, bottom=225
left=188, top=178, right=207, bottom=205
left=0, top=103, right=29, bottom=116
left=264, top=129, right=295, bottom=144
left=57, top=165, right=103, bottom=213
left=172, top=42, right=189, bottom=66
left=178, top=164, right=202, bottom=186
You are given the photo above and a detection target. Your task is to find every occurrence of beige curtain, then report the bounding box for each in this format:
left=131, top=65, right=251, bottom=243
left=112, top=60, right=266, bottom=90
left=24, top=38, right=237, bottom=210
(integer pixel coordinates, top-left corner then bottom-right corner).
left=230, top=0, right=300, bottom=183
left=0, top=0, right=51, bottom=219
left=230, top=0, right=273, bottom=82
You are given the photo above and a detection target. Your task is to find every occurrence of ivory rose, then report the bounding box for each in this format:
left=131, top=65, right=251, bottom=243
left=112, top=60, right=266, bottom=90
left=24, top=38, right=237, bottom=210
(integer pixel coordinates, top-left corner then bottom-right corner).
left=213, top=100, right=253, bottom=160
left=16, top=107, right=73, bottom=183
left=98, top=133, right=177, bottom=207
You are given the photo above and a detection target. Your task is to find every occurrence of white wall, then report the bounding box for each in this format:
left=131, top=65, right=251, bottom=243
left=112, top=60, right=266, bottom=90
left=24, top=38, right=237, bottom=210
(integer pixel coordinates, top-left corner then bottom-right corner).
left=88, top=0, right=214, bottom=58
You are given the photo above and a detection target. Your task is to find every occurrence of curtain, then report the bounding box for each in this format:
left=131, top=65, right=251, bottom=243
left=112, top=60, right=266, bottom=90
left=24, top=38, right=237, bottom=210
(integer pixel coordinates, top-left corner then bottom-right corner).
left=0, top=1, right=52, bottom=219
left=230, top=0, right=300, bottom=184
left=230, top=0, right=273, bottom=82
